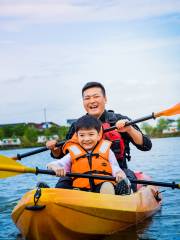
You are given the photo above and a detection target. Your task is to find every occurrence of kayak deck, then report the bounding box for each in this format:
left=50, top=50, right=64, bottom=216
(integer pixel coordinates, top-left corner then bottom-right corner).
left=12, top=185, right=161, bottom=240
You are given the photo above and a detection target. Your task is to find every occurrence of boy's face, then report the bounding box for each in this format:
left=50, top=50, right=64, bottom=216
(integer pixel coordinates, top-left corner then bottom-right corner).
left=77, top=128, right=101, bottom=151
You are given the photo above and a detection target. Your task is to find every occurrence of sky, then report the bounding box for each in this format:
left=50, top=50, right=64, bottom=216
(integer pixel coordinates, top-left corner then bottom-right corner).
left=0, top=0, right=180, bottom=125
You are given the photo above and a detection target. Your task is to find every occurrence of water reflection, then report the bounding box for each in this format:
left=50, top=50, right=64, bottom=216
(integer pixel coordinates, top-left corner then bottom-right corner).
left=104, top=218, right=154, bottom=240
left=1, top=138, right=180, bottom=240
left=14, top=218, right=154, bottom=240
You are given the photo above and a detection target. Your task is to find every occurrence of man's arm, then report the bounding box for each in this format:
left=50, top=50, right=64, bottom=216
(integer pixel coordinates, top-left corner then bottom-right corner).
left=115, top=114, right=152, bottom=151
left=123, top=124, right=152, bottom=151
left=49, top=122, right=76, bottom=159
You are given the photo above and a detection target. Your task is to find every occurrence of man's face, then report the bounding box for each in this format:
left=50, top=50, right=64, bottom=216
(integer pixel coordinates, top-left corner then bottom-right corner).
left=77, top=128, right=100, bottom=151
left=82, top=87, right=107, bottom=118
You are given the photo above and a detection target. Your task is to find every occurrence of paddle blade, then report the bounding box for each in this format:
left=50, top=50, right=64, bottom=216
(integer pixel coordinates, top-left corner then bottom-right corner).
left=0, top=170, right=22, bottom=178
left=0, top=155, right=36, bottom=178
left=154, top=103, right=180, bottom=118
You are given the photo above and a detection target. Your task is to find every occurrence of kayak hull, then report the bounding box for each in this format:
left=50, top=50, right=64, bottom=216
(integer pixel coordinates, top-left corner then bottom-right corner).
left=12, top=185, right=161, bottom=240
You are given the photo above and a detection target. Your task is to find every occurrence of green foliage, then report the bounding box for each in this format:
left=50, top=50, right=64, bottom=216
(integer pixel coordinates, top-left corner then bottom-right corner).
left=49, top=125, right=59, bottom=135
left=1, top=124, right=27, bottom=138
left=23, top=126, right=39, bottom=143
left=21, top=135, right=32, bottom=147
left=140, top=123, right=153, bottom=136
left=43, top=128, right=51, bottom=137
left=12, top=124, right=27, bottom=136
left=3, top=125, right=14, bottom=138
left=0, top=128, right=4, bottom=139
left=177, top=118, right=180, bottom=131
left=156, top=118, right=169, bottom=133
left=58, top=126, right=69, bottom=140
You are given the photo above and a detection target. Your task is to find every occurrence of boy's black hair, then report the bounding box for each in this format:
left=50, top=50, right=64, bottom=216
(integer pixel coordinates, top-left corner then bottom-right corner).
left=75, top=115, right=101, bottom=133
left=82, top=82, right=106, bottom=97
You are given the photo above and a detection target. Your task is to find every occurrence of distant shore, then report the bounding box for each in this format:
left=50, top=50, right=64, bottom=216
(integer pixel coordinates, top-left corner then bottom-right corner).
left=0, top=134, right=179, bottom=150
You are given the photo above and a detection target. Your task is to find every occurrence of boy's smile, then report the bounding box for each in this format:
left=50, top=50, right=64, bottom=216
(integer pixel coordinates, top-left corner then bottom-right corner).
left=77, top=128, right=101, bottom=151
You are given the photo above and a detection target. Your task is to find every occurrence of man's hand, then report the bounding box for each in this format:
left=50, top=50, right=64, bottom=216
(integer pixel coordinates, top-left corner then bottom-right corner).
left=115, top=119, right=143, bottom=145
left=46, top=140, right=58, bottom=150
left=115, top=119, right=132, bottom=133
left=46, top=140, right=62, bottom=157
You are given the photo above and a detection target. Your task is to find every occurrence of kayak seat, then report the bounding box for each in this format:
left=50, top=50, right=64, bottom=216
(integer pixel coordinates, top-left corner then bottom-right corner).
left=36, top=181, right=50, bottom=188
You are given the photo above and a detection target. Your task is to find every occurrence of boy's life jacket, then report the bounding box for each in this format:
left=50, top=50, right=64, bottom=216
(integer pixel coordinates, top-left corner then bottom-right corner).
left=62, top=135, right=115, bottom=189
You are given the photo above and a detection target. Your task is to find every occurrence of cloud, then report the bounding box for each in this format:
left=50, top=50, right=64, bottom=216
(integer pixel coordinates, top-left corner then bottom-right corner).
left=0, top=33, right=179, bottom=124
left=0, top=1, right=179, bottom=124
left=1, top=75, right=26, bottom=85
left=0, top=0, right=180, bottom=31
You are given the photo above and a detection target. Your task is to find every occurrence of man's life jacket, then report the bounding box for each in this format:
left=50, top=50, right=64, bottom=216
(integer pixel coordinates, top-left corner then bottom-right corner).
left=102, top=110, right=131, bottom=169
left=102, top=122, right=125, bottom=160
left=63, top=137, right=115, bottom=189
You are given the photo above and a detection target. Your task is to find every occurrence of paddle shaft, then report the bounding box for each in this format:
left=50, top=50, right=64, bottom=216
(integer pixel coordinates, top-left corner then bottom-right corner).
left=36, top=169, right=180, bottom=189
left=16, top=140, right=65, bottom=160
left=103, top=113, right=155, bottom=132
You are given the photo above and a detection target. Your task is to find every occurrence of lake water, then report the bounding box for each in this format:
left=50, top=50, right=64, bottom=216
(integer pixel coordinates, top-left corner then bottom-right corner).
left=0, top=137, right=180, bottom=240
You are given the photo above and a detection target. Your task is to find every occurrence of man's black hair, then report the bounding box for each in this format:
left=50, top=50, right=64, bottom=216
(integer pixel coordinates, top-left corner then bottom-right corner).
left=75, top=115, right=101, bottom=133
left=82, top=82, right=106, bottom=97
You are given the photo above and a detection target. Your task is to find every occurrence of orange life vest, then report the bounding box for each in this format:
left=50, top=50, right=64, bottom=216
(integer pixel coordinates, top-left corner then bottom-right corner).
left=63, top=136, right=115, bottom=189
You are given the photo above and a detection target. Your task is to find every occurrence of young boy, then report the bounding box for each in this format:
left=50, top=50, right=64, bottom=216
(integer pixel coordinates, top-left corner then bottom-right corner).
left=47, top=115, right=131, bottom=195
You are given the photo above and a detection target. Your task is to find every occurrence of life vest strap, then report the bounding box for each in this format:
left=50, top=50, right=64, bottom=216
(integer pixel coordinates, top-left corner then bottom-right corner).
left=71, top=170, right=112, bottom=182
left=76, top=152, right=99, bottom=161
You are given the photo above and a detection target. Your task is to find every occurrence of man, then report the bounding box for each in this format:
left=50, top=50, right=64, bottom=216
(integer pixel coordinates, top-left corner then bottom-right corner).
left=47, top=82, right=152, bottom=191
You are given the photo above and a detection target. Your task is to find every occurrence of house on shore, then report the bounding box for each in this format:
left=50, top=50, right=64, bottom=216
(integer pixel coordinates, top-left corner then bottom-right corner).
left=0, top=138, right=21, bottom=146
left=28, top=122, right=60, bottom=130
left=37, top=135, right=59, bottom=143
left=162, top=121, right=179, bottom=134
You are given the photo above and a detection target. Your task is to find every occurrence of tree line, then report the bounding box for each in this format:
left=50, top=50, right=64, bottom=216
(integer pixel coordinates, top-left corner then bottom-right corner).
left=0, top=123, right=69, bottom=148
left=140, top=118, right=180, bottom=138
left=0, top=118, right=180, bottom=149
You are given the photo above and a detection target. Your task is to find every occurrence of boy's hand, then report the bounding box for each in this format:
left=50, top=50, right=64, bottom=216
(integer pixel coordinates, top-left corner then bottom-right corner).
left=54, top=167, right=66, bottom=177
left=115, top=119, right=132, bottom=133
left=115, top=170, right=126, bottom=183
left=47, top=164, right=66, bottom=177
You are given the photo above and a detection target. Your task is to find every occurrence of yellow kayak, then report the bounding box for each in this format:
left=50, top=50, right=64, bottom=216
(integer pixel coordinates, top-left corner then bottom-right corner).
left=12, top=185, right=161, bottom=240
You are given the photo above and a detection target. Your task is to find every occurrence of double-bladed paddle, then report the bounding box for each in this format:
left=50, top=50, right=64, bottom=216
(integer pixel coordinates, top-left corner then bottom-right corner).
left=9, top=102, right=180, bottom=160
left=0, top=155, right=180, bottom=189
left=104, top=102, right=180, bottom=132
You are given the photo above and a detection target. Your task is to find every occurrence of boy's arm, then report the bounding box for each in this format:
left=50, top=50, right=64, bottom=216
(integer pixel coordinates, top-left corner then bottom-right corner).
left=109, top=150, right=126, bottom=181
left=47, top=153, right=71, bottom=174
